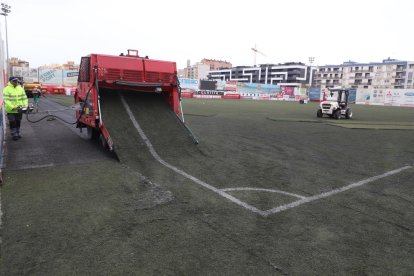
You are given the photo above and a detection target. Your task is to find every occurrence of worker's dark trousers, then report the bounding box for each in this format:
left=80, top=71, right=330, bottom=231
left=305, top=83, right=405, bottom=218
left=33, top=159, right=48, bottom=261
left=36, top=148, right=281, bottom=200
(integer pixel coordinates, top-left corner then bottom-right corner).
left=7, top=113, right=23, bottom=137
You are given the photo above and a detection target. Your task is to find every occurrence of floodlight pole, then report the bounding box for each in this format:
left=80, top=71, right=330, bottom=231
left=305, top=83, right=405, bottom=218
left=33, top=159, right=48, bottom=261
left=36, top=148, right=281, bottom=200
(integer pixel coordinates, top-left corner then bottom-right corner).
left=308, top=57, right=315, bottom=87
left=1, top=3, right=11, bottom=78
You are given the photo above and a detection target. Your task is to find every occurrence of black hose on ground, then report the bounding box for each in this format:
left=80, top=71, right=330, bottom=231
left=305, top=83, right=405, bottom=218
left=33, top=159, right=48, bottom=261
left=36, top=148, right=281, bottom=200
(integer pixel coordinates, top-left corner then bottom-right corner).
left=25, top=84, right=94, bottom=125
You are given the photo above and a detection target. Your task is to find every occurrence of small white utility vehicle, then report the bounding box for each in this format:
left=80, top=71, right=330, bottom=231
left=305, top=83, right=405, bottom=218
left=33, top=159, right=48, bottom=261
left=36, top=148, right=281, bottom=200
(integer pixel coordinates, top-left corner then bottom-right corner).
left=317, top=88, right=352, bottom=119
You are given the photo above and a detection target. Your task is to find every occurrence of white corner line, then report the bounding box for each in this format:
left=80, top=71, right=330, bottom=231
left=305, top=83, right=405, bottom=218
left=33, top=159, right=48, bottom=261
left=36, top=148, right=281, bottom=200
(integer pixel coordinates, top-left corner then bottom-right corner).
left=120, top=94, right=267, bottom=216
left=220, top=187, right=307, bottom=199
left=262, top=165, right=413, bottom=217
left=120, top=94, right=413, bottom=218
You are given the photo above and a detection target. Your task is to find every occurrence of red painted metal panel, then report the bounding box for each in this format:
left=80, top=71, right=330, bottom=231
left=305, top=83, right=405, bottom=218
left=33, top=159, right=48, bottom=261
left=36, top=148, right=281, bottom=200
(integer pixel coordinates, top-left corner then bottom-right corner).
left=92, top=54, right=146, bottom=82
left=144, top=59, right=176, bottom=84
left=95, top=54, right=144, bottom=71
left=75, top=51, right=181, bottom=151
left=223, top=94, right=240, bottom=99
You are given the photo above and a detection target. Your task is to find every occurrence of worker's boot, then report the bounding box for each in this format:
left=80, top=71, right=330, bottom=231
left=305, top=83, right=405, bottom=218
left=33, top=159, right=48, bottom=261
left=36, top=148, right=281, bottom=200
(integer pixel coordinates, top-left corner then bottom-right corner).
left=10, top=128, right=18, bottom=141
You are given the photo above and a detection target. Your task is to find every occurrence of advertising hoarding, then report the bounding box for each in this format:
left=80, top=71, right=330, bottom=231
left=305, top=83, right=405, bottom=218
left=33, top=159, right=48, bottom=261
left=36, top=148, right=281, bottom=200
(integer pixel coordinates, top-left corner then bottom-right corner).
left=308, top=88, right=321, bottom=101
left=39, top=69, right=63, bottom=84
left=63, top=70, right=79, bottom=86
left=236, top=83, right=279, bottom=94
left=178, top=78, right=199, bottom=91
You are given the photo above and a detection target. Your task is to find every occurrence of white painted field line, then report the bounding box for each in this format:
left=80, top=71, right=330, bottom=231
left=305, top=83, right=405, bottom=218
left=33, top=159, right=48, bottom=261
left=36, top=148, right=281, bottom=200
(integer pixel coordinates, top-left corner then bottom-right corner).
left=120, top=95, right=267, bottom=216
left=221, top=187, right=306, bottom=199
left=263, top=165, right=413, bottom=217
left=120, top=95, right=412, bottom=218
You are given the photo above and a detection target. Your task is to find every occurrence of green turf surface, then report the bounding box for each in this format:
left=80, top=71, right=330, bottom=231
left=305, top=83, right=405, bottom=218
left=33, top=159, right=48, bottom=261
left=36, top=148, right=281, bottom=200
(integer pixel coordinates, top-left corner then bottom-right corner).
left=183, top=98, right=413, bottom=122
left=187, top=99, right=414, bottom=130
left=2, top=97, right=413, bottom=274
left=44, top=94, right=75, bottom=107
left=328, top=123, right=414, bottom=130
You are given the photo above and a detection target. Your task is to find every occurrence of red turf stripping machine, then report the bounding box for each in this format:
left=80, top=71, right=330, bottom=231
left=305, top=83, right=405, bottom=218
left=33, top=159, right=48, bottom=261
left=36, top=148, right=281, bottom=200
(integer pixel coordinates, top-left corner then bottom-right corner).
left=74, top=49, right=193, bottom=151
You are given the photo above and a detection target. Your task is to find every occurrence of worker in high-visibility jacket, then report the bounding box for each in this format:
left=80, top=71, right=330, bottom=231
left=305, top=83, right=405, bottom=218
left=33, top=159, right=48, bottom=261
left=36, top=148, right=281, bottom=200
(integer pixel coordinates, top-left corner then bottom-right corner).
left=3, top=77, right=28, bottom=141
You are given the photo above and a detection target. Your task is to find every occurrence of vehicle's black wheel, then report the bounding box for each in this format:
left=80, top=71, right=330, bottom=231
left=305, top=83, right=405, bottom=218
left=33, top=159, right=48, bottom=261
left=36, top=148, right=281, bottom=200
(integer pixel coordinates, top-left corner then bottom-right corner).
left=86, top=127, right=99, bottom=140
left=345, top=108, right=352, bottom=119
left=317, top=109, right=323, bottom=117
left=334, top=109, right=341, bottom=119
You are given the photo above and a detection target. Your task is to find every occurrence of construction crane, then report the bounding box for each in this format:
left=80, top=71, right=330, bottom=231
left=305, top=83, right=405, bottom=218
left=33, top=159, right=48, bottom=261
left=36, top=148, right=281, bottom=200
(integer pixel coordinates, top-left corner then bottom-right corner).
left=251, top=44, right=266, bottom=66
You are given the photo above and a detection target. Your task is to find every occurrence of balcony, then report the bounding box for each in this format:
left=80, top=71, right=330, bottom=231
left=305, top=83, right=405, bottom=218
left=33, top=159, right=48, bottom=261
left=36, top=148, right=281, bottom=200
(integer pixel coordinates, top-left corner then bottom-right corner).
left=350, top=69, right=371, bottom=73
left=329, top=76, right=341, bottom=79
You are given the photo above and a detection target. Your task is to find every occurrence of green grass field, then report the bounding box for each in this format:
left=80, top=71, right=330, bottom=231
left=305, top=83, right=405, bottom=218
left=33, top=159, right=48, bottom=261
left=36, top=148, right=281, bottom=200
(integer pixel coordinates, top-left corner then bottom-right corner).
left=2, top=95, right=413, bottom=275
left=45, top=94, right=414, bottom=126
left=44, top=94, right=75, bottom=107
left=183, top=98, right=414, bottom=126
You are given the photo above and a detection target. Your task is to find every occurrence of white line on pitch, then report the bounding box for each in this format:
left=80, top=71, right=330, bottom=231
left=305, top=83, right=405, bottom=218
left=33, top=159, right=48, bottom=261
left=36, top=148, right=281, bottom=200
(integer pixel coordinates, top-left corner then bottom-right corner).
left=221, top=187, right=306, bottom=199
left=120, top=95, right=267, bottom=216
left=121, top=95, right=413, bottom=218
left=262, top=165, right=413, bottom=217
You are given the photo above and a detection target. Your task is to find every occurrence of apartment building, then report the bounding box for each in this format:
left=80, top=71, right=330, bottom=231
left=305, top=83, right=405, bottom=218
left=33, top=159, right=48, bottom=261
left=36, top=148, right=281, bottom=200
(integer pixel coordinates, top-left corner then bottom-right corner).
left=183, top=62, right=210, bottom=79
left=180, top=59, right=232, bottom=80
left=313, top=58, right=414, bottom=89
left=9, top=57, right=29, bottom=68
left=201, top=58, right=232, bottom=70
left=207, top=63, right=311, bottom=86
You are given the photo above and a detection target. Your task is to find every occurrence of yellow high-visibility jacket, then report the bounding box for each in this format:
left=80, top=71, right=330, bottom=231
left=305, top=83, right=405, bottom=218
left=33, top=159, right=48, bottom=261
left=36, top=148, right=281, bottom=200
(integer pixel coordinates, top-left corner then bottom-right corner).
left=3, top=82, right=28, bottom=114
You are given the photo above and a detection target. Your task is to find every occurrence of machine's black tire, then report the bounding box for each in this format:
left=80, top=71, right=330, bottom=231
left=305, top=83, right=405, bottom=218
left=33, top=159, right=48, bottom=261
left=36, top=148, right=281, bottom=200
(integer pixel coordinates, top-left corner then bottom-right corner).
left=86, top=127, right=99, bottom=140
left=317, top=109, right=323, bottom=118
left=334, top=109, right=341, bottom=120
left=345, top=108, right=352, bottom=119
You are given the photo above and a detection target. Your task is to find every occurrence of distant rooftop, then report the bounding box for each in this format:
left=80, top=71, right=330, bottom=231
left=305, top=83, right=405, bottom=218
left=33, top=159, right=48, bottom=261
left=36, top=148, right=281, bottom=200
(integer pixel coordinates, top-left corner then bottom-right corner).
left=320, top=58, right=407, bottom=67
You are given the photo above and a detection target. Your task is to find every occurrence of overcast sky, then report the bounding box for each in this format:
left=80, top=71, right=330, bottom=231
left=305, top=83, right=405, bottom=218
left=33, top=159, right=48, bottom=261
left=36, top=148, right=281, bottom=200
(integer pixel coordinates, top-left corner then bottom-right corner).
left=3, top=0, right=413, bottom=69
